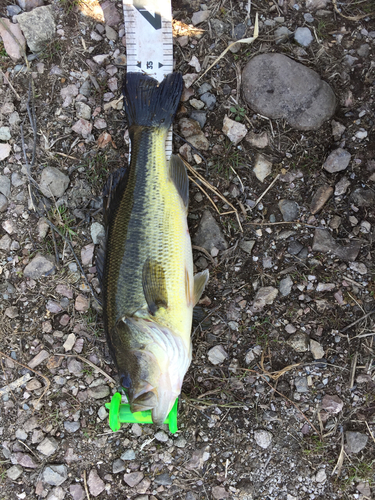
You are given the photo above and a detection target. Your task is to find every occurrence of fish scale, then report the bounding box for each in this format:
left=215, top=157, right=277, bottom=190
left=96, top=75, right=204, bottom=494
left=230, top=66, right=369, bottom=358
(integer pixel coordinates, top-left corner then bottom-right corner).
left=105, top=129, right=191, bottom=336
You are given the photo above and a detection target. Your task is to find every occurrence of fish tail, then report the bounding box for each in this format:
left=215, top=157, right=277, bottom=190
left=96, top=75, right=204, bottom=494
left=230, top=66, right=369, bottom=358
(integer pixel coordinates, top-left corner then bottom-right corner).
left=122, top=72, right=183, bottom=130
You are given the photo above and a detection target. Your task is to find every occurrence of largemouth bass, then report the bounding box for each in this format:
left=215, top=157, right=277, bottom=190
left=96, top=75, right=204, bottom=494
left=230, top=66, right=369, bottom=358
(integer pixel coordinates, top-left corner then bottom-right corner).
left=99, top=72, right=209, bottom=424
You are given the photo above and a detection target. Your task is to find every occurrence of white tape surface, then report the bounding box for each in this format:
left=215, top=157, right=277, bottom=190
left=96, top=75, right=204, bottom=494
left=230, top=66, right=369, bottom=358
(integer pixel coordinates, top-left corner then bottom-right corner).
left=123, top=0, right=174, bottom=158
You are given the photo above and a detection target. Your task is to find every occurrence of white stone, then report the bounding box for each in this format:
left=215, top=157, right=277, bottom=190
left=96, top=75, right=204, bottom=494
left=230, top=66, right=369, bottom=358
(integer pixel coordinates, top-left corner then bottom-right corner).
left=0, top=127, right=11, bottom=141
left=208, top=345, right=228, bottom=365
left=360, top=221, right=371, bottom=233
left=189, top=55, right=201, bottom=72
left=254, top=429, right=272, bottom=449
left=310, top=339, right=324, bottom=359
left=93, top=54, right=110, bottom=65
left=316, top=283, right=335, bottom=292
left=63, top=333, right=76, bottom=352
left=91, top=222, right=105, bottom=244
left=155, top=431, right=168, bottom=442
left=349, top=262, right=367, bottom=275
left=315, top=469, right=327, bottom=483
left=0, top=144, right=11, bottom=161
left=294, top=27, right=313, bottom=47
left=222, top=115, right=247, bottom=145
left=355, top=129, right=367, bottom=140
left=37, top=437, right=59, bottom=457
left=253, top=153, right=272, bottom=182
left=335, top=177, right=350, bottom=196
left=252, top=286, right=278, bottom=312
left=190, top=98, right=204, bottom=110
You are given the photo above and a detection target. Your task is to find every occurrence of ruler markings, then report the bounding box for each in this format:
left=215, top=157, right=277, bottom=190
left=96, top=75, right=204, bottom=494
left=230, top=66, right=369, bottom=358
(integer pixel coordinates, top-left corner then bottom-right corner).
left=123, top=0, right=174, bottom=160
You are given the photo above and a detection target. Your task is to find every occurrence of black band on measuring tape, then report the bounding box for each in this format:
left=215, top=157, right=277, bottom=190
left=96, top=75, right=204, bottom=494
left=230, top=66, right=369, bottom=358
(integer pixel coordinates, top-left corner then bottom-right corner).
left=134, top=1, right=162, bottom=30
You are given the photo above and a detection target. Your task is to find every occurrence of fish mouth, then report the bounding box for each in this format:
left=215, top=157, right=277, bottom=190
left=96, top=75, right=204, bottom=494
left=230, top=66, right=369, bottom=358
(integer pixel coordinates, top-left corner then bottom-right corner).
left=119, top=317, right=191, bottom=425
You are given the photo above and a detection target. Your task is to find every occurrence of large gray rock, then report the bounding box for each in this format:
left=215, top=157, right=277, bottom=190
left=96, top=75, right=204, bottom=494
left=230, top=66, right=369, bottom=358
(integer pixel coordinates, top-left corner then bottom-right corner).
left=37, top=437, right=58, bottom=457
left=87, top=469, right=105, bottom=497
left=345, top=431, right=368, bottom=454
left=0, top=175, right=11, bottom=198
left=278, top=199, right=299, bottom=221
left=16, top=5, right=56, bottom=53
left=42, top=465, right=68, bottom=486
left=7, top=465, right=23, bottom=480
left=39, top=166, right=69, bottom=198
left=242, top=54, right=336, bottom=130
left=193, top=210, right=228, bottom=252
left=24, top=254, right=55, bottom=278
left=351, top=188, right=375, bottom=207
left=312, top=229, right=361, bottom=261
left=323, top=148, right=351, bottom=173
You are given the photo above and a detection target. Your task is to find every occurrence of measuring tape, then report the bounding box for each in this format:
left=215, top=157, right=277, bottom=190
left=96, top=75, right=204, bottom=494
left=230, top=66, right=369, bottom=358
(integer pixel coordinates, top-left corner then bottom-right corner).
left=123, top=0, right=174, bottom=158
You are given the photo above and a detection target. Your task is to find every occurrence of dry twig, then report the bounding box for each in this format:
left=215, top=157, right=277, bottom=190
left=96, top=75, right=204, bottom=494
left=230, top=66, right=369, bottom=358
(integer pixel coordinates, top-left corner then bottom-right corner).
left=195, top=13, right=259, bottom=84
left=84, top=470, right=91, bottom=500
left=0, top=350, right=50, bottom=406
left=332, top=0, right=375, bottom=20
left=54, top=354, right=116, bottom=384
left=253, top=174, right=280, bottom=208
left=192, top=245, right=216, bottom=265
left=348, top=352, right=358, bottom=389
left=0, top=68, right=21, bottom=100
left=332, top=433, right=345, bottom=477
left=365, top=421, right=375, bottom=445
left=183, top=157, right=243, bottom=231
left=341, top=309, right=375, bottom=333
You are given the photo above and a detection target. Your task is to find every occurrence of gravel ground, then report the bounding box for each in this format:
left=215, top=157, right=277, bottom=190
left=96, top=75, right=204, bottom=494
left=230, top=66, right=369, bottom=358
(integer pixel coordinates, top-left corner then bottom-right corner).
left=0, top=0, right=375, bottom=499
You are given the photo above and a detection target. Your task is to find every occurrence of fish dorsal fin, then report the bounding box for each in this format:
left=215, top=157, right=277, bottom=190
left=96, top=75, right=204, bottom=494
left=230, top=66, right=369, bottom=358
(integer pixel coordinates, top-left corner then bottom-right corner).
left=193, top=270, right=209, bottom=306
left=96, top=166, right=129, bottom=286
left=142, top=258, right=168, bottom=315
left=102, top=165, right=129, bottom=227
left=96, top=237, right=106, bottom=287
left=169, top=154, right=189, bottom=208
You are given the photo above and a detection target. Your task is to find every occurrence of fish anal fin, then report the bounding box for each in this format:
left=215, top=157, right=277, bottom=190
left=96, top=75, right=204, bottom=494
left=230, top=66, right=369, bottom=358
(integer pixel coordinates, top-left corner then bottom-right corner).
left=193, top=270, right=209, bottom=306
left=169, top=154, right=189, bottom=208
left=142, top=258, right=168, bottom=315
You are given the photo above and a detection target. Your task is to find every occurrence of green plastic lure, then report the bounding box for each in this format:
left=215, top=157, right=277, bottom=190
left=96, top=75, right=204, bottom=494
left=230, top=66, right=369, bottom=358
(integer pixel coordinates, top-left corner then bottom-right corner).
left=105, top=393, right=178, bottom=434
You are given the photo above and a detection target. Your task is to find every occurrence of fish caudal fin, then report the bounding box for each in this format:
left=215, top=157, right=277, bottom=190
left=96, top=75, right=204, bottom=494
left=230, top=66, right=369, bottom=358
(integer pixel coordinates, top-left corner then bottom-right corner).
left=122, top=72, right=183, bottom=129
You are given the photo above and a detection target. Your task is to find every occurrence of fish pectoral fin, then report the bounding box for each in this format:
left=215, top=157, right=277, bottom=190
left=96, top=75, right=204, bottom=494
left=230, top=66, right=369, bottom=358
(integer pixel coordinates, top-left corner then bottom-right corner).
left=142, top=258, right=168, bottom=315
left=193, top=270, right=209, bottom=306
left=169, top=154, right=189, bottom=208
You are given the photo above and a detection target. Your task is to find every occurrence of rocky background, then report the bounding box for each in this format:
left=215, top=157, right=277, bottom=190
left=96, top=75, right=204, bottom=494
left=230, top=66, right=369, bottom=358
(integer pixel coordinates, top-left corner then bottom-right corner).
left=0, top=0, right=375, bottom=499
